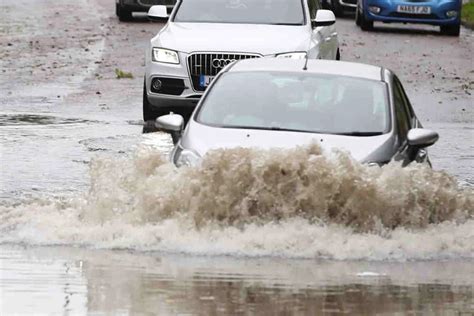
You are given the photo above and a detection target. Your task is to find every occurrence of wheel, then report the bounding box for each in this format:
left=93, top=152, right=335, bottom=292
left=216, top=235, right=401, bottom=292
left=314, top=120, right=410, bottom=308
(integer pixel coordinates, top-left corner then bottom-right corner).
left=440, top=24, right=460, bottom=36
left=331, top=0, right=344, bottom=17
left=143, top=82, right=167, bottom=122
left=360, top=10, right=374, bottom=31
left=355, top=6, right=362, bottom=26
left=116, top=2, right=133, bottom=22
left=336, top=48, right=341, bottom=60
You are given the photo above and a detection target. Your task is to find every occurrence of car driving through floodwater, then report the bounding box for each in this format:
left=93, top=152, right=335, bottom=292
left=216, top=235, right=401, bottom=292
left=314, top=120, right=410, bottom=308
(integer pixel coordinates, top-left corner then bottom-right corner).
left=156, top=59, right=439, bottom=167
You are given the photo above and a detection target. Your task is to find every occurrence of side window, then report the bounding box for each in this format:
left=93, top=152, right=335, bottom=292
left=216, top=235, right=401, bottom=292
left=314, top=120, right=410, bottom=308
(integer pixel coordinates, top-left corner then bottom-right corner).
left=307, top=0, right=319, bottom=19
left=394, top=76, right=415, bottom=124
left=393, top=79, right=410, bottom=143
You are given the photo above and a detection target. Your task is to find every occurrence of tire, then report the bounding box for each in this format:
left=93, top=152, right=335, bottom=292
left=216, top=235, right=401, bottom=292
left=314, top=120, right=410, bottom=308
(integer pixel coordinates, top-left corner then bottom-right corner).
left=116, top=2, right=133, bottom=22
left=355, top=6, right=362, bottom=26
left=336, top=49, right=341, bottom=60
left=331, top=0, right=345, bottom=17
left=440, top=24, right=460, bottom=36
left=360, top=11, right=374, bottom=31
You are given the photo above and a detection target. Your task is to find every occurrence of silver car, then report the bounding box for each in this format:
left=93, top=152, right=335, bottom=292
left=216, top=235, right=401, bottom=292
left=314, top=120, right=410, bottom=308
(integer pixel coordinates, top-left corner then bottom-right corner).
left=156, top=59, right=438, bottom=167
left=143, top=0, right=340, bottom=122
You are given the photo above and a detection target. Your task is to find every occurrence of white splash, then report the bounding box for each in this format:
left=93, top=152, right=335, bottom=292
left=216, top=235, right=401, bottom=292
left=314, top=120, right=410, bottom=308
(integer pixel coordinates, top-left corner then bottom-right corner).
left=1, top=145, right=472, bottom=261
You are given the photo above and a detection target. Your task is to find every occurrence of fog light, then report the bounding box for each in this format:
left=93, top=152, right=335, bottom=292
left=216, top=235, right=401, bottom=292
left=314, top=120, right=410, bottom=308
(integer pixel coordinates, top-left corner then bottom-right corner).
left=446, top=10, right=458, bottom=18
left=369, top=6, right=381, bottom=14
left=152, top=79, right=162, bottom=91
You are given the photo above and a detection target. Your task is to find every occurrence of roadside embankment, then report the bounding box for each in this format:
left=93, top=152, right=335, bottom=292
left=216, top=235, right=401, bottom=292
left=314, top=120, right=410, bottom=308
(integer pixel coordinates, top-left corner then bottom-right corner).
left=462, top=0, right=474, bottom=29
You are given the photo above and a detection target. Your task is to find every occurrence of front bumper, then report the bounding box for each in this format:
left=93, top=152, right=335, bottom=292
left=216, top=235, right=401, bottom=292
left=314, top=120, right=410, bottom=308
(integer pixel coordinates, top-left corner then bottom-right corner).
left=364, top=0, right=461, bottom=25
left=339, top=0, right=357, bottom=9
left=145, top=51, right=203, bottom=110
left=145, top=51, right=268, bottom=110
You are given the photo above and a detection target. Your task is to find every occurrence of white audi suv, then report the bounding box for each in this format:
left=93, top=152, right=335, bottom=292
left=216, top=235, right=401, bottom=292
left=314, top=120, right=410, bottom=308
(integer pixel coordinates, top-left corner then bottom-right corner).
left=143, top=0, right=340, bottom=122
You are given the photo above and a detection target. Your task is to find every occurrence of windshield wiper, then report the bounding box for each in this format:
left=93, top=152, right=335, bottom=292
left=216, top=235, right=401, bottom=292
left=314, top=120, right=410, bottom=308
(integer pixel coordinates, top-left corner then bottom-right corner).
left=335, top=132, right=384, bottom=136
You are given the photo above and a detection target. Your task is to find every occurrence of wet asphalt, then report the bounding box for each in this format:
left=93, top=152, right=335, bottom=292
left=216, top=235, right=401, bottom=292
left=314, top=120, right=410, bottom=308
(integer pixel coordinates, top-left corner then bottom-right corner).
left=1, top=0, right=473, bottom=201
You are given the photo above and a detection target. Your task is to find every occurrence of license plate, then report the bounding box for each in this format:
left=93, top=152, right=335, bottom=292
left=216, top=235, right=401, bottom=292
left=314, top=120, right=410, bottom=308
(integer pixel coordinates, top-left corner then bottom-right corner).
left=397, top=5, right=431, bottom=14
left=199, top=75, right=214, bottom=88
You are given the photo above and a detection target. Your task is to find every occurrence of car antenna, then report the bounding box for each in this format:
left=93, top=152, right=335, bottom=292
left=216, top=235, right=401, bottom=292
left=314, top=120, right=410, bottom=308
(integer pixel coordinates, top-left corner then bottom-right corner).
left=302, top=55, right=309, bottom=71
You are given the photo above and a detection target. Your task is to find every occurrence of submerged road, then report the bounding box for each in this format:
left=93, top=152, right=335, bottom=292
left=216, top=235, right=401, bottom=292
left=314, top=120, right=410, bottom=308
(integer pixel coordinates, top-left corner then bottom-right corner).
left=0, top=0, right=473, bottom=314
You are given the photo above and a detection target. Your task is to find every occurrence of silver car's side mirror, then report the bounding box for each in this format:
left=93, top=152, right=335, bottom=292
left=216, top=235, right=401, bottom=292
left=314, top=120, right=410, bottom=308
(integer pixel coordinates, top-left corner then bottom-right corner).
left=156, top=113, right=184, bottom=144
left=312, top=10, right=336, bottom=28
left=407, top=128, right=439, bottom=148
left=148, top=5, right=169, bottom=20
left=156, top=113, right=184, bottom=132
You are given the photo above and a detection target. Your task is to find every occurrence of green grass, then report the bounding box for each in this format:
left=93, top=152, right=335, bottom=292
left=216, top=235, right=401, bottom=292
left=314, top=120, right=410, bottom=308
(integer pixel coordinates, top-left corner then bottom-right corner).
left=115, top=68, right=134, bottom=79
left=462, top=1, right=474, bottom=26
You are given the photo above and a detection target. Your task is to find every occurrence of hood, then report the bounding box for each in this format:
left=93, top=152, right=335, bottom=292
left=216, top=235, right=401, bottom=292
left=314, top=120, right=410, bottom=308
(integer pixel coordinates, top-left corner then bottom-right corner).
left=153, top=22, right=311, bottom=55
left=182, top=122, right=395, bottom=163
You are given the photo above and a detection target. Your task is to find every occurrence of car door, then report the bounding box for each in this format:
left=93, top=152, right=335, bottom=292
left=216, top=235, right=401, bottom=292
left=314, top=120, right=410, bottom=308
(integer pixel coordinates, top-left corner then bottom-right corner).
left=307, top=0, right=337, bottom=59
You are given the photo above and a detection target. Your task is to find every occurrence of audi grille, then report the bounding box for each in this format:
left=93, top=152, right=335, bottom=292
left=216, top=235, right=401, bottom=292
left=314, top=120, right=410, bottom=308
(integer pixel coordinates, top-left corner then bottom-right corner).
left=188, top=53, right=261, bottom=92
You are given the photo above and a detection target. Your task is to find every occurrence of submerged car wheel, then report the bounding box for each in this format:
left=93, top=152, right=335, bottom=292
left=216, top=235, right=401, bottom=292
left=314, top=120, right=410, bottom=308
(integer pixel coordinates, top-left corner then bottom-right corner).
left=440, top=24, right=460, bottom=36
left=355, top=6, right=362, bottom=26
left=116, top=2, right=133, bottom=22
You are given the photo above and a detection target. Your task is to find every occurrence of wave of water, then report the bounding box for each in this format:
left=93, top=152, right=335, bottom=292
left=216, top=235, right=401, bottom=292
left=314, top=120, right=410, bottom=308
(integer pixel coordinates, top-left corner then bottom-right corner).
left=1, top=144, right=473, bottom=261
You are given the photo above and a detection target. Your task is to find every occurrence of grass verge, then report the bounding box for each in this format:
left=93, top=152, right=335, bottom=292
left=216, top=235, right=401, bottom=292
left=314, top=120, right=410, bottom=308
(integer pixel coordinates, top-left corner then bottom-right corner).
left=462, top=1, right=474, bottom=29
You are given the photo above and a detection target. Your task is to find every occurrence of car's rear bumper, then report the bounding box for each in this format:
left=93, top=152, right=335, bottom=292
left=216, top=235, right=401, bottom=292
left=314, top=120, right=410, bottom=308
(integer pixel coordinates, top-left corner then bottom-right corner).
left=364, top=0, right=461, bottom=25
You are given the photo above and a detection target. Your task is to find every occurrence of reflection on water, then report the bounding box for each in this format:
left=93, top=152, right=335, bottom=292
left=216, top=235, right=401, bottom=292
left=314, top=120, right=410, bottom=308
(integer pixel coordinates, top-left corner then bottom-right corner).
left=1, top=245, right=473, bottom=315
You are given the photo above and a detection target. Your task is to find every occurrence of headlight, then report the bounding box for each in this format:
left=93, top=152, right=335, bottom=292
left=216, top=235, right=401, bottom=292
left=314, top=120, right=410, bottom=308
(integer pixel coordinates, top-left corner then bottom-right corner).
left=446, top=10, right=458, bottom=18
left=152, top=48, right=180, bottom=64
left=275, top=52, right=307, bottom=59
left=174, top=147, right=202, bottom=167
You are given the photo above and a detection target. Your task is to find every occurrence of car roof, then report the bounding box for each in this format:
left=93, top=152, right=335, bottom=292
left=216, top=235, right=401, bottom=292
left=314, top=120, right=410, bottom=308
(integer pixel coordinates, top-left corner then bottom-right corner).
left=228, top=59, right=384, bottom=81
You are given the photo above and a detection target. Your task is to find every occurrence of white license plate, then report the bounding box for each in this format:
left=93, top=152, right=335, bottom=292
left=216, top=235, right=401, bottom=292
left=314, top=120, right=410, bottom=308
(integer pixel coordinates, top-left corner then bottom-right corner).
left=199, top=75, right=214, bottom=88
left=397, top=5, right=431, bottom=14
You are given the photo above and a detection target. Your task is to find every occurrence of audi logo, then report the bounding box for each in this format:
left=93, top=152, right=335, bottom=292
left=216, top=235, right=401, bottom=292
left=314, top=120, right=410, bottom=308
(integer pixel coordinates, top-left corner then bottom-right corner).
left=212, top=58, right=237, bottom=69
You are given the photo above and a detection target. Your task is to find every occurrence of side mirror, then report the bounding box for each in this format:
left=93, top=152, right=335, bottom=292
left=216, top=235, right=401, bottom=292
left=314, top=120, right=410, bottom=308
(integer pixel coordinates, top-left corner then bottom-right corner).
left=148, top=5, right=169, bottom=21
left=156, top=113, right=184, bottom=144
left=407, top=128, right=439, bottom=148
left=312, top=9, right=336, bottom=28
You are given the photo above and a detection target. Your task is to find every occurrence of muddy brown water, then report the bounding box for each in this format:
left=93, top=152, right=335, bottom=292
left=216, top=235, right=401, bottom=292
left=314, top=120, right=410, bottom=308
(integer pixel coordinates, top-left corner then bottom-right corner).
left=1, top=0, right=473, bottom=314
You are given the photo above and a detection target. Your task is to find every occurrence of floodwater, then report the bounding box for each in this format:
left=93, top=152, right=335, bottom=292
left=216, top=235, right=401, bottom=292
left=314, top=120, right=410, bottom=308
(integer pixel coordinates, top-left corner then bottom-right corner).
left=1, top=0, right=473, bottom=314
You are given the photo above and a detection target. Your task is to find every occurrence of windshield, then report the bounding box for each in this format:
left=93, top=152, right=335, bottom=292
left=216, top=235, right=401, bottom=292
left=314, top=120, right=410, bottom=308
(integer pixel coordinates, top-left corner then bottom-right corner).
left=197, top=72, right=390, bottom=135
left=174, top=0, right=305, bottom=25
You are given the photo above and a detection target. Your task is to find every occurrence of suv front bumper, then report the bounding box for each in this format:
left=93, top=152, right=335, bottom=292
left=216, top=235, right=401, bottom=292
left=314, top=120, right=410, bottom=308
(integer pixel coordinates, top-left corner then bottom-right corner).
left=145, top=52, right=203, bottom=110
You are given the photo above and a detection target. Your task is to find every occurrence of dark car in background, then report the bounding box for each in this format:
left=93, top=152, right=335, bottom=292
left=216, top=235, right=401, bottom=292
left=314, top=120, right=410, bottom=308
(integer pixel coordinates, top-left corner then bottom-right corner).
left=321, top=0, right=356, bottom=16
left=116, top=0, right=176, bottom=21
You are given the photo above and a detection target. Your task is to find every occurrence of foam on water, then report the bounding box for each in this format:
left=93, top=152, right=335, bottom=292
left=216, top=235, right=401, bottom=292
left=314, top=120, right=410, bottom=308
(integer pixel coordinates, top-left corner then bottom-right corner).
left=1, top=144, right=473, bottom=261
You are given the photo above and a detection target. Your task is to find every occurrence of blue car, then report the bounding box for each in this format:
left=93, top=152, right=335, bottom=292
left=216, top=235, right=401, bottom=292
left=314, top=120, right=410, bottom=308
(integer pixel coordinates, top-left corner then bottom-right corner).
left=355, top=0, right=462, bottom=36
